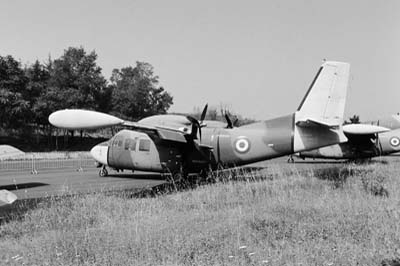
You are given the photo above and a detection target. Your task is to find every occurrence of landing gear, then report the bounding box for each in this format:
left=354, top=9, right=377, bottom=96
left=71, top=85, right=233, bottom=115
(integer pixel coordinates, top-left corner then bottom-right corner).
left=165, top=165, right=188, bottom=184
left=99, top=166, right=108, bottom=177
left=199, top=165, right=213, bottom=183
left=287, top=155, right=295, bottom=163
left=171, top=171, right=184, bottom=183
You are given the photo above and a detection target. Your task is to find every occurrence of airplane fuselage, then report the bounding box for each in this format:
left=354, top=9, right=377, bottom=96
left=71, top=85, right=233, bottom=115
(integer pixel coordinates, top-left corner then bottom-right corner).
left=92, top=113, right=345, bottom=174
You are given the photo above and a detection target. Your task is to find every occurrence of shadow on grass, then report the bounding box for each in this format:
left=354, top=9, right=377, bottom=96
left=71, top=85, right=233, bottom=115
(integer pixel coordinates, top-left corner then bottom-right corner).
left=0, top=182, right=49, bottom=191
left=106, top=173, right=162, bottom=179
left=0, top=197, right=45, bottom=225
left=381, top=258, right=400, bottom=266
left=292, top=160, right=346, bottom=164
left=312, top=165, right=373, bottom=189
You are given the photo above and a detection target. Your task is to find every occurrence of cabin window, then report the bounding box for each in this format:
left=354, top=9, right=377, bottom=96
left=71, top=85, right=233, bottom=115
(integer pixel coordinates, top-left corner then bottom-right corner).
left=124, top=139, right=131, bottom=150
left=113, top=138, right=120, bottom=147
left=124, top=138, right=137, bottom=151
left=139, top=139, right=151, bottom=152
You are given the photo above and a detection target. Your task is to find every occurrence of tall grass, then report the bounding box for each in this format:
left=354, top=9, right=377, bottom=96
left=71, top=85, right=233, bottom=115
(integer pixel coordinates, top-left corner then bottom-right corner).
left=1, top=161, right=400, bottom=265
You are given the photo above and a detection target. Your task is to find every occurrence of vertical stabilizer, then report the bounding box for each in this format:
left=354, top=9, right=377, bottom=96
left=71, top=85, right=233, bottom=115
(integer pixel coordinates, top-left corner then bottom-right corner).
left=296, top=61, right=350, bottom=127
left=293, top=61, right=350, bottom=152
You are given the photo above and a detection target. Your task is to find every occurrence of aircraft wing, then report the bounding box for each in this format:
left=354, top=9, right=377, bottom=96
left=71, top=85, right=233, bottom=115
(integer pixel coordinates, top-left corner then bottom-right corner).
left=49, top=109, right=191, bottom=143
left=342, top=124, right=389, bottom=147
left=343, top=124, right=389, bottom=135
left=125, top=120, right=213, bottom=160
left=118, top=121, right=189, bottom=143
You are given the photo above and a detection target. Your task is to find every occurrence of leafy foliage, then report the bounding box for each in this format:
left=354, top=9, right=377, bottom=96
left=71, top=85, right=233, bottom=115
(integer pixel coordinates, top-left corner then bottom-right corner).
left=0, top=56, right=30, bottom=128
left=110, top=62, right=173, bottom=120
left=49, top=47, right=107, bottom=109
left=344, top=114, right=361, bottom=124
left=0, top=48, right=174, bottom=137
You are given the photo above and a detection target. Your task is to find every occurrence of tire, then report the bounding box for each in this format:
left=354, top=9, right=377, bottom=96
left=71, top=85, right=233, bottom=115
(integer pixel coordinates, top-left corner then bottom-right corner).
left=172, top=172, right=183, bottom=183
left=99, top=168, right=108, bottom=177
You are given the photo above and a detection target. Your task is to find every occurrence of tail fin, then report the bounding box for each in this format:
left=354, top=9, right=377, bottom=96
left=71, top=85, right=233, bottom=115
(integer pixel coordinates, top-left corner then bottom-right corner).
left=293, top=61, right=350, bottom=152
left=296, top=61, right=350, bottom=127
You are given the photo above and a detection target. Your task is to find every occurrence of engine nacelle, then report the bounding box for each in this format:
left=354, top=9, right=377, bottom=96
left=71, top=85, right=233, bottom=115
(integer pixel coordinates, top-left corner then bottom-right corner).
left=378, top=128, right=400, bottom=155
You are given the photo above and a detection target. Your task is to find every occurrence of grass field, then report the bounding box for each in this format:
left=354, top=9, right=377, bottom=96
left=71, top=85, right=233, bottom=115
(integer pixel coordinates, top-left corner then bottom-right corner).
left=1, top=161, right=400, bottom=265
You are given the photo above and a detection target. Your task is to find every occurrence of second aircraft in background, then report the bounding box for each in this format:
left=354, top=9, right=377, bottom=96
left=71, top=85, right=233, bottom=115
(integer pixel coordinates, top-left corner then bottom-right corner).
left=295, top=114, right=400, bottom=161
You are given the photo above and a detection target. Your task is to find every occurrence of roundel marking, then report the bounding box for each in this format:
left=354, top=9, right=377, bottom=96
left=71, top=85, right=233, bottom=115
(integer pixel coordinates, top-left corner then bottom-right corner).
left=234, top=137, right=251, bottom=153
left=390, top=137, right=400, bottom=147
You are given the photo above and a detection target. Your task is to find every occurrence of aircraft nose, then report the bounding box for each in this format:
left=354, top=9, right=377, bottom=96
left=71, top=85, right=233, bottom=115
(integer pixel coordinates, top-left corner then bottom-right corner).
left=90, top=144, right=108, bottom=166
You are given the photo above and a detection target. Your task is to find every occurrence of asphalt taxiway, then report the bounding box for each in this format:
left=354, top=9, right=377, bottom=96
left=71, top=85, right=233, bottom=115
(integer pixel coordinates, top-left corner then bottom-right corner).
left=0, top=157, right=349, bottom=201
left=0, top=167, right=165, bottom=201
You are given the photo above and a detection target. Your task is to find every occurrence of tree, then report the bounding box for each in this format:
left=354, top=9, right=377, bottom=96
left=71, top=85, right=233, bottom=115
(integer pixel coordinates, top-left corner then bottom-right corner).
left=25, top=60, right=50, bottom=101
left=346, top=114, right=360, bottom=124
left=110, top=62, right=173, bottom=120
left=25, top=60, right=50, bottom=125
left=32, top=47, right=109, bottom=126
left=47, top=46, right=108, bottom=110
left=0, top=55, right=30, bottom=129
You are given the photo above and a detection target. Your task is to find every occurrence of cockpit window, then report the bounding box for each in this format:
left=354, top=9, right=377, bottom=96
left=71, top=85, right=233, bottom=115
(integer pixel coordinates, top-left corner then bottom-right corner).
left=112, top=138, right=120, bottom=147
left=139, top=139, right=151, bottom=152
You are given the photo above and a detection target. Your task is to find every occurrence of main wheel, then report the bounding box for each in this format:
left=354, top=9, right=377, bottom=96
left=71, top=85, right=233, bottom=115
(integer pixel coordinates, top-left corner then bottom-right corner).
left=99, top=168, right=108, bottom=177
left=172, top=171, right=183, bottom=183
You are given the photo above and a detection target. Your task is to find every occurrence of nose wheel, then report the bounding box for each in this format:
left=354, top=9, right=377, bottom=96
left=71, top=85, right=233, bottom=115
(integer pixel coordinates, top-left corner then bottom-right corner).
left=99, top=166, right=108, bottom=177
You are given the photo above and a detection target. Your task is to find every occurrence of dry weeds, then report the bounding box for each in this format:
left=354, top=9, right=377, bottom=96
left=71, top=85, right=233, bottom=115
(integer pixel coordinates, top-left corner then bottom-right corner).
left=1, top=160, right=400, bottom=265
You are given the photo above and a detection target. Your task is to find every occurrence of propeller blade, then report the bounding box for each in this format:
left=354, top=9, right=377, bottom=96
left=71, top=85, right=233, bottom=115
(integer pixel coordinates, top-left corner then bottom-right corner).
left=225, top=113, right=233, bottom=129
left=233, top=118, right=239, bottom=127
left=49, top=109, right=124, bottom=130
left=200, top=104, right=208, bottom=122
left=186, top=115, right=202, bottom=141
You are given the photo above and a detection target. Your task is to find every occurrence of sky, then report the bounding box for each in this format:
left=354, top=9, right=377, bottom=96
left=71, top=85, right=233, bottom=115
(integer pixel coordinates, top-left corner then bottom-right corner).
left=0, top=0, right=399, bottom=121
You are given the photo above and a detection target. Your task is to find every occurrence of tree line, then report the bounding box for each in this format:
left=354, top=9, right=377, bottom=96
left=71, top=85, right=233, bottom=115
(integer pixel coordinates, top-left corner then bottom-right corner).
left=0, top=46, right=173, bottom=136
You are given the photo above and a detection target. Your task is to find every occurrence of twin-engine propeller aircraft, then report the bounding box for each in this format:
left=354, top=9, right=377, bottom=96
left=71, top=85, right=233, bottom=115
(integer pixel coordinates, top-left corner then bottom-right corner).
left=49, top=61, right=351, bottom=180
left=294, top=114, right=400, bottom=160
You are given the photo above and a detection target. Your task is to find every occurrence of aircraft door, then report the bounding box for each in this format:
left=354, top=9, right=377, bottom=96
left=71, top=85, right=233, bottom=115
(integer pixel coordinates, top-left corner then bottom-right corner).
left=133, top=137, right=163, bottom=171
left=109, top=134, right=135, bottom=169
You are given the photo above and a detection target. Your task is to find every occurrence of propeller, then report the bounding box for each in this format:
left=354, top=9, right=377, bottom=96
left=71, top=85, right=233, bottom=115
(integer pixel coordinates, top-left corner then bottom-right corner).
left=186, top=104, right=208, bottom=141
left=223, top=109, right=238, bottom=129
left=186, top=115, right=202, bottom=140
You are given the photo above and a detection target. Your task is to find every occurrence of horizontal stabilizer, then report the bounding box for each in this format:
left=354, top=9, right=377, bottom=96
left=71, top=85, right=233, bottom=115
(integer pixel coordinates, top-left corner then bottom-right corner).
left=0, top=190, right=17, bottom=206
left=49, top=109, right=124, bottom=130
left=343, top=124, right=389, bottom=135
left=296, top=118, right=340, bottom=129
